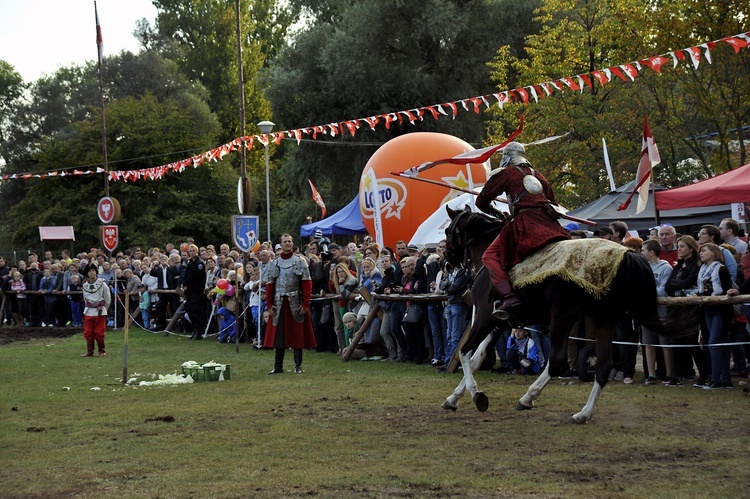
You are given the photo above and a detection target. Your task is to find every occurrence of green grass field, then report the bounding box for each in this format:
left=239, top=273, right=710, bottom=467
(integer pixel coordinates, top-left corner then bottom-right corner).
left=1, top=328, right=749, bottom=498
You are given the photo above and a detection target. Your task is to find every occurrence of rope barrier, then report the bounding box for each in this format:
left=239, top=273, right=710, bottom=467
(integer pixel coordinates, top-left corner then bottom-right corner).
left=567, top=335, right=750, bottom=348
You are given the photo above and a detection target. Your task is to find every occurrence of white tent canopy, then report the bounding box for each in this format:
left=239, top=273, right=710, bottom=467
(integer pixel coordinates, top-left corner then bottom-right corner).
left=409, top=189, right=508, bottom=248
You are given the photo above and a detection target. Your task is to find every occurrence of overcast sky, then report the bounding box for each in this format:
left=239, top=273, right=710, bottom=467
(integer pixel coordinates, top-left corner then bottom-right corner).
left=0, top=0, right=158, bottom=83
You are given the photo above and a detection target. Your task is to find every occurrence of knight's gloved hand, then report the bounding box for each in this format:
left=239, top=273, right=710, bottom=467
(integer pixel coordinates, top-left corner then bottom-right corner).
left=491, top=207, right=510, bottom=221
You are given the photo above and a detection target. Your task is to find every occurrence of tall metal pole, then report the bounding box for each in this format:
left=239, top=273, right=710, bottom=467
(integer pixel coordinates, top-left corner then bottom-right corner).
left=258, top=121, right=275, bottom=242
left=264, top=143, right=271, bottom=241
left=234, top=0, right=248, bottom=211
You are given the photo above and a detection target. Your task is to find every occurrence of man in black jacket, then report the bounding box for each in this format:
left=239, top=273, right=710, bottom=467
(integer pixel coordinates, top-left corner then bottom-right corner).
left=182, top=244, right=206, bottom=340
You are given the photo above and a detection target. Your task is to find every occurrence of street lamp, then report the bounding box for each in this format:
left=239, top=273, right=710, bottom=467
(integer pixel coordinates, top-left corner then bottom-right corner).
left=257, top=120, right=275, bottom=242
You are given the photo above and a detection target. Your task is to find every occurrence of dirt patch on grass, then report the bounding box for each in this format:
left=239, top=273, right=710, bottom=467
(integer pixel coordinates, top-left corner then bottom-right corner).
left=0, top=326, right=80, bottom=345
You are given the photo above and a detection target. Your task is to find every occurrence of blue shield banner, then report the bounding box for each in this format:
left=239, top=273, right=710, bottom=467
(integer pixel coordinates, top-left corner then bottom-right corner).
left=232, top=215, right=259, bottom=252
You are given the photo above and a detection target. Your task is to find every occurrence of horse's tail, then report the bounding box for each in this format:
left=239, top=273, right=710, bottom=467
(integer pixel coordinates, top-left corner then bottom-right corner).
left=619, top=251, right=698, bottom=337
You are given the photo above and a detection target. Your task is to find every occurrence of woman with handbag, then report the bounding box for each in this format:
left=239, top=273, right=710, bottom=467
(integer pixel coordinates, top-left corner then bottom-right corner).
left=331, top=262, right=359, bottom=325
left=376, top=253, right=402, bottom=360
left=664, top=235, right=707, bottom=385
left=359, top=258, right=382, bottom=344
left=401, top=256, right=427, bottom=364
left=697, top=243, right=734, bottom=390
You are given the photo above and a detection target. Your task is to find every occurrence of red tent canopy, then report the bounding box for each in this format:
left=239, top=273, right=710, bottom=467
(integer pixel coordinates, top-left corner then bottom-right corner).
left=655, top=163, right=750, bottom=210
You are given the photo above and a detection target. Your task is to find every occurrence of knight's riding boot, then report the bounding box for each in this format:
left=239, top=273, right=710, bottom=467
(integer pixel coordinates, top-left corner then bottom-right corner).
left=96, top=338, right=106, bottom=356
left=268, top=348, right=285, bottom=374
left=81, top=340, right=95, bottom=357
left=294, top=348, right=303, bottom=374
left=492, top=279, right=520, bottom=320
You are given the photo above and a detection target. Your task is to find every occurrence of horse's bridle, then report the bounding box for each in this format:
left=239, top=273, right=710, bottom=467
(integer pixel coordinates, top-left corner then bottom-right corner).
left=448, top=209, right=476, bottom=270
left=452, top=211, right=484, bottom=272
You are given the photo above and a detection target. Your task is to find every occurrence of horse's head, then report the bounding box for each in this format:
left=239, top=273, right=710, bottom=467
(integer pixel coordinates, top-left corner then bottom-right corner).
left=444, top=205, right=504, bottom=268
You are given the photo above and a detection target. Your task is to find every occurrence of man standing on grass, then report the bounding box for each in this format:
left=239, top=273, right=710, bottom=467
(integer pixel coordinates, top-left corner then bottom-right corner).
left=264, top=234, right=317, bottom=374
left=182, top=244, right=207, bottom=340
left=81, top=263, right=111, bottom=357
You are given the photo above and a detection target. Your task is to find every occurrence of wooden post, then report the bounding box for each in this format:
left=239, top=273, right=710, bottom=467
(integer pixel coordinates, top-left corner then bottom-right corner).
left=165, top=301, right=187, bottom=333
left=122, top=291, right=129, bottom=384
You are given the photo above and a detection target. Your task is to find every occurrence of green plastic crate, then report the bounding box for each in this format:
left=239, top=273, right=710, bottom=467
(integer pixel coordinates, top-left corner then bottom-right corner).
left=203, top=364, right=230, bottom=381
left=182, top=366, right=204, bottom=381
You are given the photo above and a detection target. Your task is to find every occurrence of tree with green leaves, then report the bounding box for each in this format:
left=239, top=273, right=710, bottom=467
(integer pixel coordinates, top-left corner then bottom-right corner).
left=0, top=51, right=233, bottom=251
left=262, top=0, right=542, bottom=231
left=485, top=0, right=749, bottom=209
left=0, top=61, right=24, bottom=155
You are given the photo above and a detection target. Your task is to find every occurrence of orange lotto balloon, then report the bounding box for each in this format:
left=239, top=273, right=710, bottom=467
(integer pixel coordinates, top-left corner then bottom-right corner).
left=359, top=132, right=488, bottom=249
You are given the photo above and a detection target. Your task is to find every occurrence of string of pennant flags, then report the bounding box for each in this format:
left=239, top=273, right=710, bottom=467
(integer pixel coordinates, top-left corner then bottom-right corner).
left=1, top=30, right=748, bottom=184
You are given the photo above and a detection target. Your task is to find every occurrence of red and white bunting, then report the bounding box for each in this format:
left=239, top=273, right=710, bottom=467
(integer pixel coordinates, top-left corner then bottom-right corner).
left=2, top=31, right=748, bottom=185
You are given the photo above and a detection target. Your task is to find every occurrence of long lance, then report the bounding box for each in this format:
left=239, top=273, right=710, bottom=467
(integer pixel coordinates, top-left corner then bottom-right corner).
left=390, top=171, right=596, bottom=226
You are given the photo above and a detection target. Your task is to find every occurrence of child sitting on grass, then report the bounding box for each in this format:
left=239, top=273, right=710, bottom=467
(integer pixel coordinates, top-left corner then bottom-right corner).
left=217, top=307, right=237, bottom=343
left=506, top=327, right=541, bottom=375
left=343, top=312, right=359, bottom=347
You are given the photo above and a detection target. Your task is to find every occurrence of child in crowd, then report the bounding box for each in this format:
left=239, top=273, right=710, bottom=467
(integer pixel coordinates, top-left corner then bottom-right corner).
left=39, top=267, right=57, bottom=327
left=10, top=271, right=27, bottom=326
left=343, top=312, right=358, bottom=347
left=67, top=274, right=83, bottom=327
left=243, top=266, right=261, bottom=338
left=137, top=283, right=150, bottom=330
left=506, top=327, right=541, bottom=375
left=217, top=306, right=236, bottom=343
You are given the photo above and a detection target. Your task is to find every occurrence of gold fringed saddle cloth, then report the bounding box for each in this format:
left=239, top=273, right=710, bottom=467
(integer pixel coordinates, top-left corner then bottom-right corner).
left=509, top=238, right=629, bottom=298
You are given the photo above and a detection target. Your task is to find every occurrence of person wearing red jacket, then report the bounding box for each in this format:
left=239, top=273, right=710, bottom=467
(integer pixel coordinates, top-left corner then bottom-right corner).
left=476, top=142, right=570, bottom=319
left=264, top=233, right=317, bottom=374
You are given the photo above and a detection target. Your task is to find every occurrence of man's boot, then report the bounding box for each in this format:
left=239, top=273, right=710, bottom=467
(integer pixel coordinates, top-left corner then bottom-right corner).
left=268, top=348, right=284, bottom=374
left=81, top=340, right=95, bottom=357
left=492, top=279, right=520, bottom=320
left=294, top=348, right=303, bottom=374
left=96, top=338, right=106, bottom=356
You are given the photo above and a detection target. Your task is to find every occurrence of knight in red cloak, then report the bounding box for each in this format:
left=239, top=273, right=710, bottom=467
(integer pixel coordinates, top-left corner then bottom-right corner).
left=264, top=233, right=317, bottom=373
left=475, top=142, right=570, bottom=318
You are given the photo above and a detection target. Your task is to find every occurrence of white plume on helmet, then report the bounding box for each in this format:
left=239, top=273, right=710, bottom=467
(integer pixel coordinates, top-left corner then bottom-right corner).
left=499, top=141, right=530, bottom=169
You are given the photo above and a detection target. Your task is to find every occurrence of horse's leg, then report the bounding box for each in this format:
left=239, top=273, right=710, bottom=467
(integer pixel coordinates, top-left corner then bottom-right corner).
left=441, top=329, right=495, bottom=412
left=464, top=331, right=496, bottom=412
left=516, top=362, right=551, bottom=410
left=441, top=312, right=479, bottom=411
left=570, top=319, right=615, bottom=424
left=517, top=293, right=578, bottom=411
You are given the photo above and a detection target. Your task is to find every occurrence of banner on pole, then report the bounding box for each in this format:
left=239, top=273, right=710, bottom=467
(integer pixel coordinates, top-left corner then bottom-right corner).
left=233, top=215, right=259, bottom=253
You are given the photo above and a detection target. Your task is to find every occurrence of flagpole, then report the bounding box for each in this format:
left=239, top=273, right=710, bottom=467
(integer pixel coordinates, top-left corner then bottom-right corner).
left=602, top=138, right=616, bottom=192
left=95, top=1, right=109, bottom=197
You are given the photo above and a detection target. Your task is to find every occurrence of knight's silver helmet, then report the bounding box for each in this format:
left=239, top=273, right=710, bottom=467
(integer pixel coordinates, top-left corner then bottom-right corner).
left=499, top=141, right=530, bottom=169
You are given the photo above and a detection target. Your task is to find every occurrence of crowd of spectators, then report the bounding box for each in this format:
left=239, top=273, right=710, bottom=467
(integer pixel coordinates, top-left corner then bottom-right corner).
left=0, top=217, right=748, bottom=389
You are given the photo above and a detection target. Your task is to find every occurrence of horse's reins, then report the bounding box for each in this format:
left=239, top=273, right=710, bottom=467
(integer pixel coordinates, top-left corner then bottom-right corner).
left=449, top=210, right=486, bottom=283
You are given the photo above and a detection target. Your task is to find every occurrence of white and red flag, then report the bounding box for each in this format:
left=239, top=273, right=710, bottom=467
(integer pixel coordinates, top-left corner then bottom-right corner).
left=618, top=115, right=661, bottom=214
left=308, top=179, right=327, bottom=218
left=95, top=1, right=104, bottom=66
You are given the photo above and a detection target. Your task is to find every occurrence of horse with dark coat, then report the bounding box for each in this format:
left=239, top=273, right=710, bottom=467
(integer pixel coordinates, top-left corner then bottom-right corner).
left=442, top=206, right=693, bottom=423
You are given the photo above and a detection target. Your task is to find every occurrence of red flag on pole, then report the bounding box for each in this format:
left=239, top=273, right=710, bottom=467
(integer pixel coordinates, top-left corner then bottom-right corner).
left=308, top=179, right=326, bottom=218
left=95, top=1, right=104, bottom=66
left=618, top=115, right=660, bottom=214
